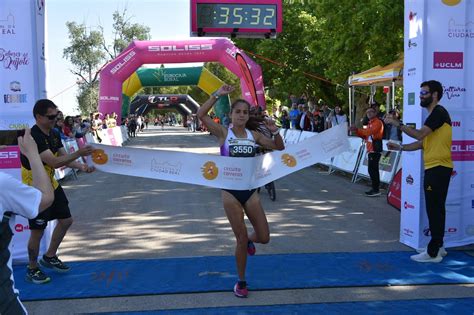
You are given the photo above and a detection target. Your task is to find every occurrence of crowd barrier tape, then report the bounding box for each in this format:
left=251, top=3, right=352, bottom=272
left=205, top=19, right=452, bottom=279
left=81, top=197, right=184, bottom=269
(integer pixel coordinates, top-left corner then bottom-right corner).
left=353, top=140, right=402, bottom=184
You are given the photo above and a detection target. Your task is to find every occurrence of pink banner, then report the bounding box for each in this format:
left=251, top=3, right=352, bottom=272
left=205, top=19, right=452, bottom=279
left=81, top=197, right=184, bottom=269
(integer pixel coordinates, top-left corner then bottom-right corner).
left=99, top=38, right=265, bottom=124
left=0, top=146, right=20, bottom=169
left=452, top=140, right=474, bottom=161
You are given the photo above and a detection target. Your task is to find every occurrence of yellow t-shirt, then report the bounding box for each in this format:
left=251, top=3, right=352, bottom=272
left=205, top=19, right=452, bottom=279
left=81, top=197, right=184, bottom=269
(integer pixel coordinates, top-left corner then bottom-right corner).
left=422, top=105, right=453, bottom=169
left=21, top=125, right=62, bottom=189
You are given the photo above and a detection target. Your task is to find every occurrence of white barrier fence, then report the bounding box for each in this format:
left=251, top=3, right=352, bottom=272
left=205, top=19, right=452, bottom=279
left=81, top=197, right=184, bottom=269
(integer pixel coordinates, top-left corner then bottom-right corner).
left=280, top=128, right=401, bottom=185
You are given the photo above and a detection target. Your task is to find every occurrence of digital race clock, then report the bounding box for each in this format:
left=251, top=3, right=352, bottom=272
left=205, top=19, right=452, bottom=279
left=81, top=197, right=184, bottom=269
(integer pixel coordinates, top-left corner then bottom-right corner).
left=191, top=0, right=282, bottom=38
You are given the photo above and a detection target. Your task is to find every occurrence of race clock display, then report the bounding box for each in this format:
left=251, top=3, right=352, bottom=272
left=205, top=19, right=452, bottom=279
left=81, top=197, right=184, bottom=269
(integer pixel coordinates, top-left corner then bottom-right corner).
left=191, top=0, right=282, bottom=38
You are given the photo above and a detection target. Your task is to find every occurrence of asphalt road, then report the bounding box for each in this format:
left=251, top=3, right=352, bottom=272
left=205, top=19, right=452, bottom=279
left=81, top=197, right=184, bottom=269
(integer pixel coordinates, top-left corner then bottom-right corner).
left=23, top=125, right=474, bottom=314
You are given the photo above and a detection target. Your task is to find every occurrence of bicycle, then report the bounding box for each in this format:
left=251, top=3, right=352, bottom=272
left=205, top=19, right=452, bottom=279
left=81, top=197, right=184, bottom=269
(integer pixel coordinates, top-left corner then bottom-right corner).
left=257, top=181, right=276, bottom=201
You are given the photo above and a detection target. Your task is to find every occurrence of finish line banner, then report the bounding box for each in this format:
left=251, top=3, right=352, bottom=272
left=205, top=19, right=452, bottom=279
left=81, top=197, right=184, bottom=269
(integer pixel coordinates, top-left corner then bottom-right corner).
left=88, top=124, right=350, bottom=190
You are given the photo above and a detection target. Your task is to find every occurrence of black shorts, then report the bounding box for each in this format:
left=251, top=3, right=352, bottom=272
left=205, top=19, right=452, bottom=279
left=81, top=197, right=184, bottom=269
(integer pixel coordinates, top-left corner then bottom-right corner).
left=223, top=189, right=257, bottom=206
left=28, top=185, right=71, bottom=230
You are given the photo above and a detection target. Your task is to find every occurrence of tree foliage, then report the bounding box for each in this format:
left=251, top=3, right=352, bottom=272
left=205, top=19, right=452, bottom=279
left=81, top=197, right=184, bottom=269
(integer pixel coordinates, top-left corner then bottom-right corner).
left=235, top=0, right=403, bottom=110
left=63, top=10, right=150, bottom=115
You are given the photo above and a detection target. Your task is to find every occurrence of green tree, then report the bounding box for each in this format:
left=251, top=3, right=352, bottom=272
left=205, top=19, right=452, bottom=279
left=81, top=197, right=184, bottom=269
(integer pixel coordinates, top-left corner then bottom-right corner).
left=63, top=10, right=150, bottom=115
left=234, top=1, right=403, bottom=111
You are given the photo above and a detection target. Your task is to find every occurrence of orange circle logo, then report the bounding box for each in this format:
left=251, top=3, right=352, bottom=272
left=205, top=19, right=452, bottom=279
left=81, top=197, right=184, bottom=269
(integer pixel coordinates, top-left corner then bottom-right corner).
left=91, top=149, right=108, bottom=165
left=281, top=153, right=297, bottom=167
left=442, top=0, right=461, bottom=5
left=201, top=161, right=219, bottom=180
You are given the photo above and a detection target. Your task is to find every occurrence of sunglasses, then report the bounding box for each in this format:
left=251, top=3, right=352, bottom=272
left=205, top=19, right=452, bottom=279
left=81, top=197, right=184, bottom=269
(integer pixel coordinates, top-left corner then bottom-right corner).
left=44, top=114, right=59, bottom=120
left=419, top=90, right=431, bottom=96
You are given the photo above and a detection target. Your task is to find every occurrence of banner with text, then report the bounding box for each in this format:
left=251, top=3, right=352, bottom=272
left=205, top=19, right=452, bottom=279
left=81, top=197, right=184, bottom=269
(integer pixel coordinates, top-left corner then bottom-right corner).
left=88, top=125, right=350, bottom=190
left=403, top=0, right=474, bottom=249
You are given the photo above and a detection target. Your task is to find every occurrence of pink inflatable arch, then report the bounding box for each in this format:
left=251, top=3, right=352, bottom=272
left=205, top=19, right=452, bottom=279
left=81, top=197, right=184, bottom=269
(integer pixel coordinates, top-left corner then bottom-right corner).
left=99, top=38, right=265, bottom=124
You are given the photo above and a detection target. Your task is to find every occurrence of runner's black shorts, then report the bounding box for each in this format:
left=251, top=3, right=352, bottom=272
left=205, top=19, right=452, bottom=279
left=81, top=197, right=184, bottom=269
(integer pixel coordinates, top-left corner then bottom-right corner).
left=28, top=185, right=71, bottom=230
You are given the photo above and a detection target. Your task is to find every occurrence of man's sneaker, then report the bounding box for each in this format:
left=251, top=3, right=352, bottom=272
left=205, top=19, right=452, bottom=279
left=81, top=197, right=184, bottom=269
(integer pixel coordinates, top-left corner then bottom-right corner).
left=233, top=281, right=248, bottom=298
left=247, top=240, right=256, bottom=256
left=410, top=251, right=443, bottom=263
left=416, top=247, right=448, bottom=257
left=40, top=255, right=71, bottom=273
left=25, top=267, right=51, bottom=284
left=365, top=190, right=381, bottom=197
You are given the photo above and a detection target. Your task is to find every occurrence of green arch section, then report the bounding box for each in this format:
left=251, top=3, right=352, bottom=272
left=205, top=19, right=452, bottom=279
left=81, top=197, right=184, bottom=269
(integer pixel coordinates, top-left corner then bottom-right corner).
left=121, top=67, right=228, bottom=118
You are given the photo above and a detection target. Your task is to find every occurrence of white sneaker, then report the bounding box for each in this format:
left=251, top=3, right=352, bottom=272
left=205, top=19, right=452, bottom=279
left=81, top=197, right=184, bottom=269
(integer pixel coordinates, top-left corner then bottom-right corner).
left=410, top=251, right=443, bottom=263
left=416, top=247, right=447, bottom=257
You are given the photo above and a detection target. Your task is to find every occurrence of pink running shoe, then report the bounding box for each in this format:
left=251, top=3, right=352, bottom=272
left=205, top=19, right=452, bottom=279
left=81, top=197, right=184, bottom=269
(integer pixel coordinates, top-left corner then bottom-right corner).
left=247, top=241, right=256, bottom=256
left=233, top=281, right=248, bottom=298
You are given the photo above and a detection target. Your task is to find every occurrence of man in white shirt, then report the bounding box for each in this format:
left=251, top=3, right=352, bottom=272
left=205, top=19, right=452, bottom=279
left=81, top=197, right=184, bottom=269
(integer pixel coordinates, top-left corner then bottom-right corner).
left=328, top=105, right=348, bottom=128
left=0, top=129, right=54, bottom=315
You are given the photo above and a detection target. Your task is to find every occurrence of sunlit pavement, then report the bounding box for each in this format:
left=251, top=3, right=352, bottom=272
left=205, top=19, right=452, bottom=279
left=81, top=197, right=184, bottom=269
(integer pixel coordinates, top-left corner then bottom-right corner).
left=24, top=125, right=474, bottom=314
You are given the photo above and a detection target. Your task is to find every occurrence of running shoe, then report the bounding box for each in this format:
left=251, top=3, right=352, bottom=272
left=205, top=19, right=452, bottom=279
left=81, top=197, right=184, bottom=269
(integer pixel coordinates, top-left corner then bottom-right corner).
left=365, top=190, right=381, bottom=197
left=233, top=281, right=248, bottom=298
left=410, top=251, right=443, bottom=263
left=40, top=255, right=71, bottom=273
left=25, top=267, right=51, bottom=284
left=416, top=246, right=447, bottom=257
left=247, top=240, right=256, bottom=256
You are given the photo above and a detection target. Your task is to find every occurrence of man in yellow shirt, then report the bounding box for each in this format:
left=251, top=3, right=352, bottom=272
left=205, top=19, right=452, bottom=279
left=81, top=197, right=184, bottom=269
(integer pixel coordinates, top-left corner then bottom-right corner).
left=385, top=80, right=452, bottom=263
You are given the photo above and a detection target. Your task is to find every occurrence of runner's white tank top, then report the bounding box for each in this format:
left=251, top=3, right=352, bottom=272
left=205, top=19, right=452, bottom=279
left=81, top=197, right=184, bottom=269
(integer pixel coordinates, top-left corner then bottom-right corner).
left=220, top=128, right=257, bottom=157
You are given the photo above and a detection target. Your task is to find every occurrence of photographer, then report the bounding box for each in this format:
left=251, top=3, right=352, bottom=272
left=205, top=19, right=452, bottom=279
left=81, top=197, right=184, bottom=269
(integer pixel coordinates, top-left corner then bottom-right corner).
left=1, top=129, right=54, bottom=315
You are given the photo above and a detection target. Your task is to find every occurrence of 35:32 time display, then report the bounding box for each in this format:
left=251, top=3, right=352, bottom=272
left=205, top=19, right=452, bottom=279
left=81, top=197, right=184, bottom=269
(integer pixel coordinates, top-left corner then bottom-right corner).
left=197, top=4, right=277, bottom=29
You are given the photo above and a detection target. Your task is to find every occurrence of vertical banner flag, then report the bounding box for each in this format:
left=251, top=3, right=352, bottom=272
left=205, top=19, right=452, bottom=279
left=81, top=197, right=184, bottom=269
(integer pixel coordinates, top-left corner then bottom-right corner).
left=0, top=0, right=52, bottom=263
left=403, top=0, right=474, bottom=249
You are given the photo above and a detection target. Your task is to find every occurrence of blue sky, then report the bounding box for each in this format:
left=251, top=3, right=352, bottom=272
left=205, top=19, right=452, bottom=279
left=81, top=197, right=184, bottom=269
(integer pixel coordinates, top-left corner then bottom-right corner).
left=47, top=0, right=191, bottom=115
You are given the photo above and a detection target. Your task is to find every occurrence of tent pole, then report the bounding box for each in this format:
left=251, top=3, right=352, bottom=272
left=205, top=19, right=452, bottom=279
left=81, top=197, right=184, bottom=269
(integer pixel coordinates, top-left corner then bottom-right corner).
left=392, top=80, right=396, bottom=111
left=348, top=86, right=352, bottom=127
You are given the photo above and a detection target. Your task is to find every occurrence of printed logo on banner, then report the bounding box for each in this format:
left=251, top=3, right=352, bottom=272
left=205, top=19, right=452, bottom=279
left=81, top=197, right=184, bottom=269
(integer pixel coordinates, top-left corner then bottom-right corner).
left=423, top=227, right=457, bottom=236
left=408, top=11, right=422, bottom=39
left=433, top=52, right=463, bottom=69
left=451, top=140, right=474, bottom=161
left=0, top=13, right=15, bottom=35
left=407, top=67, right=416, bottom=76
left=281, top=154, right=297, bottom=167
left=441, top=0, right=462, bottom=6
left=201, top=161, right=219, bottom=180
left=0, top=48, right=29, bottom=70
left=37, top=0, right=45, bottom=15
left=4, top=81, right=27, bottom=103
left=9, top=81, right=21, bottom=92
left=452, top=121, right=461, bottom=127
left=99, top=96, right=120, bottom=102
left=444, top=85, right=466, bottom=100
left=150, top=159, right=182, bottom=175
left=110, top=50, right=136, bottom=75
left=407, top=39, right=417, bottom=50
left=404, top=201, right=415, bottom=210
left=406, top=175, right=414, bottom=185
left=15, top=224, right=29, bottom=233
left=91, top=149, right=109, bottom=165
left=408, top=92, right=415, bottom=105
left=448, top=18, right=474, bottom=39
left=403, top=228, right=414, bottom=238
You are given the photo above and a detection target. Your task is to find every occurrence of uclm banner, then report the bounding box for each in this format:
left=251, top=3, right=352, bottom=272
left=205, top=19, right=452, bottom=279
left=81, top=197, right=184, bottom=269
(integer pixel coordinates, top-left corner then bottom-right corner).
left=403, top=0, right=474, bottom=249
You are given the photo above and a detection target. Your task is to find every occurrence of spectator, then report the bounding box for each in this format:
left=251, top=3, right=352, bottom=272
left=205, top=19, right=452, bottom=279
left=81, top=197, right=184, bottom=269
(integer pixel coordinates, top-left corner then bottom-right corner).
left=328, top=105, right=348, bottom=128
left=0, top=129, right=54, bottom=315
left=313, top=110, right=325, bottom=133
left=384, top=110, right=402, bottom=141
left=289, top=103, right=299, bottom=129
left=280, top=109, right=290, bottom=129
left=386, top=80, right=452, bottom=262
left=62, top=116, right=75, bottom=138
left=296, top=104, right=314, bottom=131
left=21, top=99, right=95, bottom=285
left=350, top=107, right=384, bottom=197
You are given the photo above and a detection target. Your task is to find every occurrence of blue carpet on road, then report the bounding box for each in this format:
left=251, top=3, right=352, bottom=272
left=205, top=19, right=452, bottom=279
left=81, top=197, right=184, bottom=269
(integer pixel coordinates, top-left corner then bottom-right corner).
left=14, top=251, right=474, bottom=301
left=85, top=298, right=474, bottom=315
